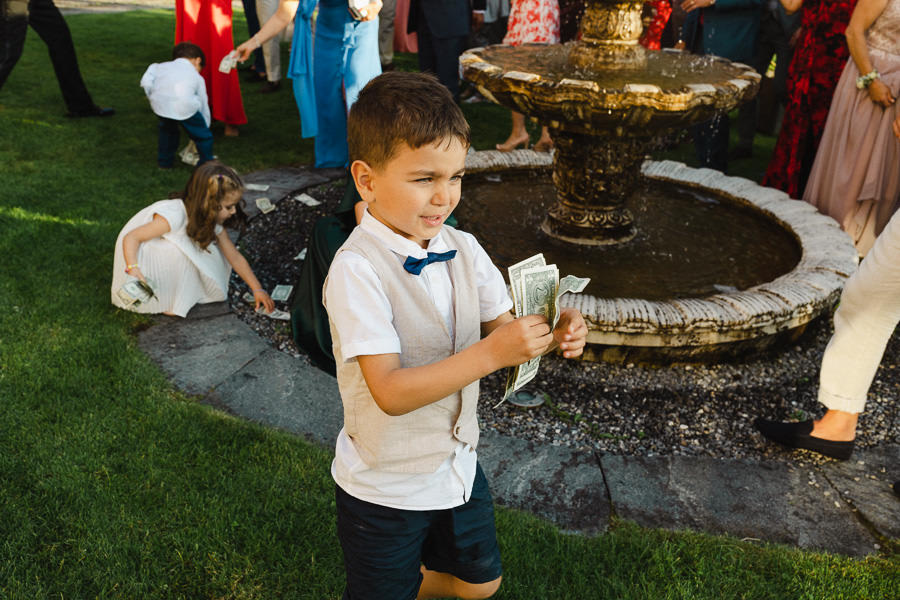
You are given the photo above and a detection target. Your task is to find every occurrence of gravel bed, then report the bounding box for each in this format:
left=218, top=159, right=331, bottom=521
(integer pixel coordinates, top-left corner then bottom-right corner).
left=230, top=178, right=900, bottom=463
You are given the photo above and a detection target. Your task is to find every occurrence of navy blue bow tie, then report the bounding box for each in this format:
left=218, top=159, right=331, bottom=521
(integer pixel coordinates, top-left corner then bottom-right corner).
left=403, top=250, right=457, bottom=275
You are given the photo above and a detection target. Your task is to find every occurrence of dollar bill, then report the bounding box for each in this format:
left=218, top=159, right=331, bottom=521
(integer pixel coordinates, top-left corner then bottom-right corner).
left=116, top=277, right=157, bottom=308
left=179, top=140, right=199, bottom=166
left=521, top=265, right=559, bottom=323
left=294, top=193, right=322, bottom=207
left=507, top=253, right=546, bottom=316
left=255, top=197, right=275, bottom=214
left=552, top=275, right=590, bottom=329
left=294, top=247, right=308, bottom=261
left=218, top=50, right=238, bottom=74
left=256, top=307, right=291, bottom=320
left=270, top=284, right=293, bottom=302
left=244, top=183, right=270, bottom=192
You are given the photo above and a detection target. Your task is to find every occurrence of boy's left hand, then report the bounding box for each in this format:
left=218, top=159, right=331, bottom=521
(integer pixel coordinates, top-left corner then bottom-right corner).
left=553, top=308, right=588, bottom=359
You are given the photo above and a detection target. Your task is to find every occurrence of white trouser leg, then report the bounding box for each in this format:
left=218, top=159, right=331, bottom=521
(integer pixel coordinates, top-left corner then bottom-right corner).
left=256, top=0, right=281, bottom=82
left=818, top=209, right=900, bottom=413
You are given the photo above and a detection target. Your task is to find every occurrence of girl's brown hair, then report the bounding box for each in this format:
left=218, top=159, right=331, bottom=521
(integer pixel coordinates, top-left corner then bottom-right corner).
left=182, top=161, right=243, bottom=249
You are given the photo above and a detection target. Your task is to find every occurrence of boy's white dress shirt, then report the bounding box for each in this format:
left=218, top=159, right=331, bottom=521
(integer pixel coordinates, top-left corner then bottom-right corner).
left=140, top=57, right=211, bottom=126
left=325, top=209, right=512, bottom=510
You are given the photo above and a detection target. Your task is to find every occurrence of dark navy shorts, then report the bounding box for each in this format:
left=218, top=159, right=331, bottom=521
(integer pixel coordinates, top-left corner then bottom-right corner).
left=335, top=462, right=503, bottom=600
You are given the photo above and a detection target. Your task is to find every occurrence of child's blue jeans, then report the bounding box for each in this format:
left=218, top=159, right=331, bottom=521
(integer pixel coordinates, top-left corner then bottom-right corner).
left=157, top=111, right=213, bottom=168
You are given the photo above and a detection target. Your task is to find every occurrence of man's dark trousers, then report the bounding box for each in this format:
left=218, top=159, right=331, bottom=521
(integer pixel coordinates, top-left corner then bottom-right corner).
left=0, top=0, right=96, bottom=113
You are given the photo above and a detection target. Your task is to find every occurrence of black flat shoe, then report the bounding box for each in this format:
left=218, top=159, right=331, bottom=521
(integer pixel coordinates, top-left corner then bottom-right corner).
left=66, top=106, right=115, bottom=118
left=753, top=418, right=855, bottom=460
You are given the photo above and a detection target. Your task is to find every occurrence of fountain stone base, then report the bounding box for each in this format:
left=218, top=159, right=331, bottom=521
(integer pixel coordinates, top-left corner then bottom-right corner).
left=462, top=150, right=859, bottom=363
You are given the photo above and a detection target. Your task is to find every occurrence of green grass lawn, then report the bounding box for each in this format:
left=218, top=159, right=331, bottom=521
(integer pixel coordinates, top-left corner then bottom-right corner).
left=0, top=9, right=897, bottom=599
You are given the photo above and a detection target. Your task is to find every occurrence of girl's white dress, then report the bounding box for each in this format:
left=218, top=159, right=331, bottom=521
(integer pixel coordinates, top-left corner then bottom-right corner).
left=111, top=199, right=231, bottom=317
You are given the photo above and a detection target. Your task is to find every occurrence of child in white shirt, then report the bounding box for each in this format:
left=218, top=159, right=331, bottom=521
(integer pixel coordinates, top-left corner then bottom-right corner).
left=140, top=42, right=213, bottom=169
left=324, top=71, right=588, bottom=600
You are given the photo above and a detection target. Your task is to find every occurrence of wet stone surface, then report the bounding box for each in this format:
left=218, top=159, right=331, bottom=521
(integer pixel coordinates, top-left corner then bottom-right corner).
left=230, top=176, right=900, bottom=466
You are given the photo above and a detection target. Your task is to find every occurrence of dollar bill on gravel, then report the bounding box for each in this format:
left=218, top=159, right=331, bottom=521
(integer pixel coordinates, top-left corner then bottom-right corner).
left=256, top=307, right=291, bottom=320
left=270, top=284, right=293, bottom=302
left=244, top=183, right=270, bottom=192
left=294, top=193, right=321, bottom=207
left=294, top=248, right=307, bottom=261
left=255, top=197, right=275, bottom=214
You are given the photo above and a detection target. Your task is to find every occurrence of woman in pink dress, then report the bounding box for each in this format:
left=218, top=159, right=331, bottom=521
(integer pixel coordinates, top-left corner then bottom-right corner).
left=496, top=0, right=560, bottom=152
left=803, top=0, right=900, bottom=255
left=176, top=0, right=248, bottom=137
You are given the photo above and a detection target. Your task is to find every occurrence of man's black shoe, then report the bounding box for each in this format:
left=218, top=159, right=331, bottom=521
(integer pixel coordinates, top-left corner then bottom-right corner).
left=66, top=106, right=115, bottom=118
left=259, top=80, right=281, bottom=93
left=753, top=417, right=854, bottom=460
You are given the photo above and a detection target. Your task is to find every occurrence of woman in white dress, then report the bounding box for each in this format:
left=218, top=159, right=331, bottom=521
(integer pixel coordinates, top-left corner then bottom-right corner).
left=111, top=161, right=274, bottom=317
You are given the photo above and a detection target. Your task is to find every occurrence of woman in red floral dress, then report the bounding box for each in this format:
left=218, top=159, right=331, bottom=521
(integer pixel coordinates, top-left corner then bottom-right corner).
left=639, top=0, right=672, bottom=50
left=496, top=0, right=560, bottom=152
left=762, top=0, right=856, bottom=198
left=176, top=0, right=248, bottom=137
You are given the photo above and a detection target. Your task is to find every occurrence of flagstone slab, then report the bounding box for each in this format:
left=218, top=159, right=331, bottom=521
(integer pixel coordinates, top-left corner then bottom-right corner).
left=137, top=314, right=269, bottom=396
left=242, top=167, right=343, bottom=219
left=820, top=445, right=900, bottom=540
left=209, top=348, right=343, bottom=446
left=478, top=432, right=609, bottom=535
left=601, top=455, right=878, bottom=556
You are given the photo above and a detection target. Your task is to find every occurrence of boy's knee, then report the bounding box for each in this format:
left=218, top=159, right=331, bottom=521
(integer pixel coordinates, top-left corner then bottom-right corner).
left=454, top=575, right=501, bottom=600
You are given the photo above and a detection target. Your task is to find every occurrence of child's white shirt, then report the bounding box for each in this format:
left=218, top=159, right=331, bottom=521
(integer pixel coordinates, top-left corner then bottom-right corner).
left=140, top=57, right=211, bottom=127
left=325, top=209, right=512, bottom=510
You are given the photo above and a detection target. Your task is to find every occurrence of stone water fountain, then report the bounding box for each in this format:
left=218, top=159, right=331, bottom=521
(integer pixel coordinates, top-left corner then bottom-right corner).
left=459, top=0, right=858, bottom=361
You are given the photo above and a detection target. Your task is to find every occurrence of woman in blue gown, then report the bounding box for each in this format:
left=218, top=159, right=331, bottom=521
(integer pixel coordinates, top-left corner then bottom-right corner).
left=234, top=0, right=382, bottom=167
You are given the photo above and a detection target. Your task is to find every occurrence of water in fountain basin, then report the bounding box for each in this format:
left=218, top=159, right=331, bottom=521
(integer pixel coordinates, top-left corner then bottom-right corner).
left=455, top=171, right=801, bottom=300
left=476, top=43, right=743, bottom=91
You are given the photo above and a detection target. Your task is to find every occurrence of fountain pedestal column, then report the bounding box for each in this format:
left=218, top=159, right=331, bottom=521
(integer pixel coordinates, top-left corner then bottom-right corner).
left=542, top=131, right=648, bottom=245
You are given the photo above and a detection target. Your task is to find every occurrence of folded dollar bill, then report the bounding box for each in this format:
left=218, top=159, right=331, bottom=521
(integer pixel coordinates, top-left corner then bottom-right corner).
left=294, top=248, right=308, bottom=261
left=116, top=277, right=157, bottom=308
left=218, top=50, right=238, bottom=74
left=179, top=140, right=199, bottom=166
left=244, top=183, right=270, bottom=192
left=499, top=253, right=590, bottom=404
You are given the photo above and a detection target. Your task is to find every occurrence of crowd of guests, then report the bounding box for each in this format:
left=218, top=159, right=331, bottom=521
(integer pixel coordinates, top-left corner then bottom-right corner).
left=3, top=2, right=896, bottom=595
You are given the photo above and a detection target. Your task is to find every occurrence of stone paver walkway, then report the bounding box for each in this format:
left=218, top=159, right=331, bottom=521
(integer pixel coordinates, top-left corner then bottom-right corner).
left=136, top=165, right=900, bottom=558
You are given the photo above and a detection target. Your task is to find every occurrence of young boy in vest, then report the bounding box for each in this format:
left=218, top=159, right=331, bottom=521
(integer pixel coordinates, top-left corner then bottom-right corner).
left=323, top=71, right=588, bottom=600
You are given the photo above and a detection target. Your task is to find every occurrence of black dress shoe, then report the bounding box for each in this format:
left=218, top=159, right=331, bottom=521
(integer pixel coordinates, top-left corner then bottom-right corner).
left=66, top=106, right=115, bottom=118
left=753, top=418, right=855, bottom=460
left=258, top=80, right=281, bottom=93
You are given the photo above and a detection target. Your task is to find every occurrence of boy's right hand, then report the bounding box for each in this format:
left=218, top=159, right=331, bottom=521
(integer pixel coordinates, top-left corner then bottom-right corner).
left=485, top=314, right=553, bottom=369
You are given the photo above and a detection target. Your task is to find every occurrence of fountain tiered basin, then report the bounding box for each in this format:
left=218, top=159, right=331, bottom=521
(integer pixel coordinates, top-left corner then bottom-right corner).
left=458, top=0, right=857, bottom=361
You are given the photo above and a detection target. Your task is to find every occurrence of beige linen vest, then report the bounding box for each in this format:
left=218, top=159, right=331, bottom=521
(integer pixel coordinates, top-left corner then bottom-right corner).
left=325, top=225, right=482, bottom=473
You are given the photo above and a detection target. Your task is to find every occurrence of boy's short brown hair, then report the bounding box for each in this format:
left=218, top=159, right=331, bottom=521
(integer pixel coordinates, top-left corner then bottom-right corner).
left=172, top=41, right=205, bottom=67
left=348, top=72, right=471, bottom=170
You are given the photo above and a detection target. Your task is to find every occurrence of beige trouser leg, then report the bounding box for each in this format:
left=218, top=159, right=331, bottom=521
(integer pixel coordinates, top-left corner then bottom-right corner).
left=256, top=0, right=281, bottom=82
left=818, top=209, right=900, bottom=413
left=378, top=0, right=396, bottom=66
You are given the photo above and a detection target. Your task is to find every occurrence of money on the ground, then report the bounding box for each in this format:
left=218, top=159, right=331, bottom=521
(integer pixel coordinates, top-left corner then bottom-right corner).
left=255, top=197, right=275, bottom=214
left=256, top=307, right=291, bottom=320
left=270, top=284, right=293, bottom=302
left=499, top=253, right=590, bottom=403
left=179, top=140, right=198, bottom=166
left=295, top=193, right=322, bottom=207
left=244, top=183, right=270, bottom=192
left=294, top=248, right=308, bottom=261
